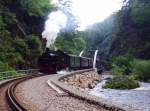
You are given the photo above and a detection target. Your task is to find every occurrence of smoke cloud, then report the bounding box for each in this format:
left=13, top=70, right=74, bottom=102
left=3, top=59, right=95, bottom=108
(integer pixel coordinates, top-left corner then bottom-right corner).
left=42, top=10, right=67, bottom=48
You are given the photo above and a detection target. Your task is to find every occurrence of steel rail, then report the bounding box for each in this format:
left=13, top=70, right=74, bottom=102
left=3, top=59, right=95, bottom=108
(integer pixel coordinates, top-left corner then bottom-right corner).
left=6, top=74, right=43, bottom=111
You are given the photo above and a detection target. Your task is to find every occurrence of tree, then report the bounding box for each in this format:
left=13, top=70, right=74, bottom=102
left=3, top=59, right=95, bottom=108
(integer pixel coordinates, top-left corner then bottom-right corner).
left=54, top=31, right=86, bottom=54
left=26, top=35, right=42, bottom=67
left=130, top=0, right=150, bottom=24
left=20, top=0, right=55, bottom=16
left=0, top=0, right=55, bottom=70
left=13, top=38, right=28, bottom=58
left=79, top=0, right=150, bottom=60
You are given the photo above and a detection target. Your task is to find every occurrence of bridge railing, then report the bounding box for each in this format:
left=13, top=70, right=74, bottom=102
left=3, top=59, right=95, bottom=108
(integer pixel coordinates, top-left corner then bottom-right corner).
left=0, top=69, right=39, bottom=80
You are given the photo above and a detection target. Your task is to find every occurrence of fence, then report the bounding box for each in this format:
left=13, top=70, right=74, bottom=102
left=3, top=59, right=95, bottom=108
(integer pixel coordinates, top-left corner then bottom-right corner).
left=0, top=69, right=39, bottom=80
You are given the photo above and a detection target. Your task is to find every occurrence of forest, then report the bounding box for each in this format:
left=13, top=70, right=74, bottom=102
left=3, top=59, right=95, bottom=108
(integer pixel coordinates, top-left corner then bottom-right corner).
left=0, top=0, right=150, bottom=82
left=0, top=0, right=55, bottom=71
left=82, top=0, right=150, bottom=60
left=81, top=0, right=150, bottom=85
left=80, top=0, right=150, bottom=83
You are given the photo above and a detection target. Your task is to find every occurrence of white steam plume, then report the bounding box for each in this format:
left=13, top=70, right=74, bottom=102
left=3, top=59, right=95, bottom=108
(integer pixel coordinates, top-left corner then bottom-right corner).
left=42, top=11, right=67, bottom=48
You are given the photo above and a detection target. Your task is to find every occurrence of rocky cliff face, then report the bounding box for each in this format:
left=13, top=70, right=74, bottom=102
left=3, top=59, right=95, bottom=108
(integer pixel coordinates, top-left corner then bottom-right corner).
left=1, top=0, right=45, bottom=37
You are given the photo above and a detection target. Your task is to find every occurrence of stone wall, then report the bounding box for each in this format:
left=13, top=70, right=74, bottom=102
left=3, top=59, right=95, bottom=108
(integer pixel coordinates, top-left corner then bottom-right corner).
left=50, top=69, right=126, bottom=111
left=60, top=71, right=101, bottom=89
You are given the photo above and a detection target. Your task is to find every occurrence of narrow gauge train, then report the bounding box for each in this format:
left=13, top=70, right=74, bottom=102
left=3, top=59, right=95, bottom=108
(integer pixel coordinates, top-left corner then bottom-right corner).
left=38, top=48, right=93, bottom=74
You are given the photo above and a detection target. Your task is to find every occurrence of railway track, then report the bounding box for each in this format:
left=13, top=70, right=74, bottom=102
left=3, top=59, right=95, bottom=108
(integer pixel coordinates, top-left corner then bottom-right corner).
left=0, top=70, right=109, bottom=111
left=0, top=75, right=43, bottom=111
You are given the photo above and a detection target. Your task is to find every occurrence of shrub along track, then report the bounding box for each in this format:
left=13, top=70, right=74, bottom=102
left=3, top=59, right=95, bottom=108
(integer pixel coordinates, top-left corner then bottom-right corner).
left=0, top=75, right=43, bottom=111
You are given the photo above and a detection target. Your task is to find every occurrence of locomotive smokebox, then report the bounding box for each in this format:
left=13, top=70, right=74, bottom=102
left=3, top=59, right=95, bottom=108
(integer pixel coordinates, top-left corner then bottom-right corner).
left=38, top=48, right=69, bottom=74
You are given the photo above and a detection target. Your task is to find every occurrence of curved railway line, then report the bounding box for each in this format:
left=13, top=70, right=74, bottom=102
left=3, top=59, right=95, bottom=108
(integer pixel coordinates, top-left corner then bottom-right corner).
left=0, top=80, right=13, bottom=111
left=0, top=75, right=43, bottom=111
left=0, top=70, right=113, bottom=111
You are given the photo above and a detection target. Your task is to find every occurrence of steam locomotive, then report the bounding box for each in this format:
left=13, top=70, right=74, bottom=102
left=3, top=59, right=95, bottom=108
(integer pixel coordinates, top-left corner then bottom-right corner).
left=38, top=48, right=93, bottom=74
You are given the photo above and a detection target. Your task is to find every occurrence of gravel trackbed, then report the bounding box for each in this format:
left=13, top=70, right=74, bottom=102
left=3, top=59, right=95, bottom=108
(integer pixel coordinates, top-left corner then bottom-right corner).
left=15, top=75, right=109, bottom=111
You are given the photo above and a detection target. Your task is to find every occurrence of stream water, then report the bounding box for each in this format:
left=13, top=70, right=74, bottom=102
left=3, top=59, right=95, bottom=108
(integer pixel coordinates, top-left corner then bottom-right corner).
left=89, top=78, right=150, bottom=110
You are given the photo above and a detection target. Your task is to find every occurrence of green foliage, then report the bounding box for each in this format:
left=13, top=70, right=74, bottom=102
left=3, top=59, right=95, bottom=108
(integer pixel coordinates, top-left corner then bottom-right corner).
left=3, top=11, right=16, bottom=25
left=20, top=0, right=55, bottom=16
left=102, top=60, right=113, bottom=70
left=7, top=52, right=24, bottom=66
left=55, top=31, right=86, bottom=54
left=0, top=15, right=6, bottom=30
left=131, top=59, right=150, bottom=82
left=25, top=35, right=42, bottom=67
left=0, top=61, right=12, bottom=72
left=80, top=0, right=150, bottom=61
left=0, top=7, right=16, bottom=31
left=111, top=55, right=150, bottom=82
left=26, top=35, right=42, bottom=50
left=13, top=38, right=28, bottom=57
left=73, top=37, right=85, bottom=51
left=0, top=0, right=56, bottom=70
left=112, top=65, right=126, bottom=76
left=112, top=55, right=133, bottom=75
left=112, top=56, right=132, bottom=68
left=131, top=0, right=150, bottom=24
left=0, top=30, right=42, bottom=68
left=0, top=33, right=25, bottom=67
left=103, top=76, right=139, bottom=89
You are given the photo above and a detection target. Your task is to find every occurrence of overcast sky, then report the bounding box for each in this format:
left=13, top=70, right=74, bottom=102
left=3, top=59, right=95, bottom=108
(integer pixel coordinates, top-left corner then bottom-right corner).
left=51, top=0, right=123, bottom=30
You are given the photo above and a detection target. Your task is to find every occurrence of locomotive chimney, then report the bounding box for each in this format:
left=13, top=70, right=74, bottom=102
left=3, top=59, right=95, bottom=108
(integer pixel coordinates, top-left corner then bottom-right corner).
left=45, top=48, right=50, bottom=52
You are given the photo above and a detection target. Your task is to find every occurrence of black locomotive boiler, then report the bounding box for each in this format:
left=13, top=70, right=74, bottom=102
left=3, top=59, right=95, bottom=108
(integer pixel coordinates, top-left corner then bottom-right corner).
left=38, top=48, right=93, bottom=74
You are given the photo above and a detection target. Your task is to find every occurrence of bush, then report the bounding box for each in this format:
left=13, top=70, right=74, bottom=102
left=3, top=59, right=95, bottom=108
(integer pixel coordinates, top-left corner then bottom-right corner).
left=111, top=56, right=150, bottom=82
left=112, top=55, right=133, bottom=75
left=131, top=59, right=150, bottom=82
left=112, top=64, right=126, bottom=76
left=0, top=61, right=22, bottom=80
left=102, top=60, right=112, bottom=70
left=0, top=61, right=11, bottom=72
left=103, top=76, right=139, bottom=89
